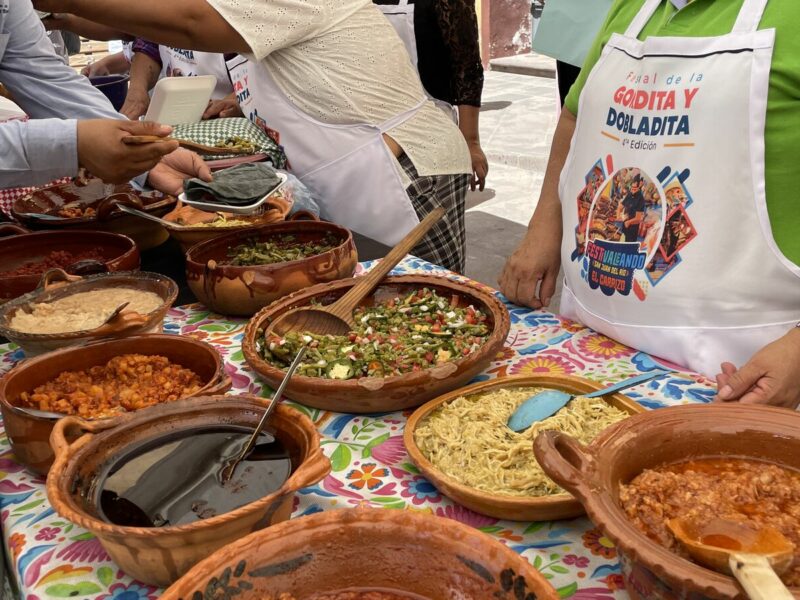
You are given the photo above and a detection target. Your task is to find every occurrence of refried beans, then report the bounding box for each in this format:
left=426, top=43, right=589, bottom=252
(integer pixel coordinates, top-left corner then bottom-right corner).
left=620, top=457, right=800, bottom=586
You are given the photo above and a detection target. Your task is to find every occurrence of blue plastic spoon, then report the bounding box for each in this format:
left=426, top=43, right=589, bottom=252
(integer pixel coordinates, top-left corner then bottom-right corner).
left=506, top=370, right=671, bottom=432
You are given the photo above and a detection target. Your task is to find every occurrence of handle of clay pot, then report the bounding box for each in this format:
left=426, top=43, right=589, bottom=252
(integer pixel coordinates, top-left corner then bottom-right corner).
left=288, top=210, right=319, bottom=222
left=0, top=223, right=29, bottom=237
left=203, top=374, right=233, bottom=395
left=533, top=430, right=594, bottom=498
left=49, top=415, right=124, bottom=459
left=96, top=192, right=143, bottom=221
left=292, top=448, right=331, bottom=491
left=38, top=268, right=82, bottom=291
left=90, top=310, right=151, bottom=337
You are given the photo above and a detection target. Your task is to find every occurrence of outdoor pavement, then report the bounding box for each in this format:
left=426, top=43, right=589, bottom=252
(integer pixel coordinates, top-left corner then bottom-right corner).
left=464, top=68, right=560, bottom=308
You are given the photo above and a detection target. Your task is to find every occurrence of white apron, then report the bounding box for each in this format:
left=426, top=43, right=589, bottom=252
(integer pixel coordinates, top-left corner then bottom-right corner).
left=558, top=0, right=800, bottom=376
left=375, top=0, right=418, bottom=67
left=159, top=47, right=233, bottom=99
left=227, top=56, right=421, bottom=246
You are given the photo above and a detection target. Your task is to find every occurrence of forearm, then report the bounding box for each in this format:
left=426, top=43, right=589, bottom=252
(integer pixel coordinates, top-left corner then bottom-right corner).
left=51, top=0, right=247, bottom=53
left=128, top=51, right=161, bottom=95
left=457, top=105, right=480, bottom=145
left=0, top=120, right=78, bottom=188
left=47, top=14, right=133, bottom=40
left=528, top=109, right=576, bottom=230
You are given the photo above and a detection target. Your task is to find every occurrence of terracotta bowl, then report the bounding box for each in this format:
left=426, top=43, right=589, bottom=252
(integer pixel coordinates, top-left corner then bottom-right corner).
left=405, top=375, right=645, bottom=522
left=0, top=227, right=140, bottom=303
left=160, top=507, right=559, bottom=600
left=13, top=178, right=177, bottom=250
left=186, top=220, right=357, bottom=317
left=534, top=404, right=800, bottom=600
left=243, top=275, right=511, bottom=413
left=0, top=334, right=231, bottom=475
left=46, top=395, right=330, bottom=587
left=0, top=269, right=178, bottom=356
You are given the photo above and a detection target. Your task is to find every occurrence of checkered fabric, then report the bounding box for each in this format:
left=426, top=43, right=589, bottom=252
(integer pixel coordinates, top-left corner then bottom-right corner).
left=400, top=154, right=469, bottom=274
left=171, top=117, right=287, bottom=167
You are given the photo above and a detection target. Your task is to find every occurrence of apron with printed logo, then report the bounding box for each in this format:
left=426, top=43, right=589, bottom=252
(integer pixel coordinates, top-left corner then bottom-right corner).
left=159, top=47, right=232, bottom=99
left=227, top=56, right=421, bottom=246
left=559, top=0, right=800, bottom=376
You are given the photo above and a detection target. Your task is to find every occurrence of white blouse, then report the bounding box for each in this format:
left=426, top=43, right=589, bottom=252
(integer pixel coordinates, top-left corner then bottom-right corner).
left=206, top=0, right=471, bottom=179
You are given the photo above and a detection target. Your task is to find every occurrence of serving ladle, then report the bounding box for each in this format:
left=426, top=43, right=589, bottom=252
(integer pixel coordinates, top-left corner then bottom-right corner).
left=116, top=203, right=187, bottom=229
left=220, top=345, right=308, bottom=483
left=266, top=206, right=445, bottom=338
left=507, top=369, right=671, bottom=432
left=668, top=517, right=795, bottom=600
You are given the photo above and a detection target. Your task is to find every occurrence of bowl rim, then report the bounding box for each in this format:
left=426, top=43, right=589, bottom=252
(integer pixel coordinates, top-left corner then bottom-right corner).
left=403, top=374, right=645, bottom=516
left=0, top=270, right=178, bottom=341
left=45, top=394, right=329, bottom=538
left=0, top=230, right=139, bottom=282
left=242, top=274, right=511, bottom=392
left=184, top=220, right=356, bottom=270
left=158, top=506, right=560, bottom=600
left=551, top=403, right=800, bottom=597
left=0, top=333, right=225, bottom=422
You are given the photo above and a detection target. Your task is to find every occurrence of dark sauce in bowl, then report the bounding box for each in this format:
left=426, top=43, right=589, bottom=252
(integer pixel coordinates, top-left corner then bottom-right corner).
left=95, top=425, right=294, bottom=527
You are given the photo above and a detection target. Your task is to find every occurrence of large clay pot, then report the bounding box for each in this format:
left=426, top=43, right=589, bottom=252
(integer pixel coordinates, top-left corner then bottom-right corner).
left=242, top=275, right=511, bottom=413
left=161, top=507, right=559, bottom=600
left=185, top=220, right=357, bottom=317
left=0, top=334, right=231, bottom=475
left=534, top=404, right=800, bottom=600
left=0, top=228, right=140, bottom=302
left=405, top=375, right=645, bottom=522
left=0, top=269, right=178, bottom=356
left=46, top=395, right=330, bottom=588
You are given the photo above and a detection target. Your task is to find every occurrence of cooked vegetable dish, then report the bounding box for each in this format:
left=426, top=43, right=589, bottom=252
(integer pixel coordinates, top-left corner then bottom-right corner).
left=260, top=288, right=490, bottom=379
left=17, top=354, right=203, bottom=419
left=620, top=457, right=800, bottom=586
left=227, top=233, right=339, bottom=266
left=216, top=136, right=257, bottom=153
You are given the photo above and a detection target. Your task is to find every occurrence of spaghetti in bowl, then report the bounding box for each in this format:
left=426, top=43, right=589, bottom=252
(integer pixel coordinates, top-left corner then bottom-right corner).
left=404, top=375, right=645, bottom=521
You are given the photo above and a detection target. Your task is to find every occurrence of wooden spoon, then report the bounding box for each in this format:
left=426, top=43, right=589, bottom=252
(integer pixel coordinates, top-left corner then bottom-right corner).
left=122, top=135, right=253, bottom=155
left=267, top=206, right=444, bottom=338
left=668, top=517, right=795, bottom=600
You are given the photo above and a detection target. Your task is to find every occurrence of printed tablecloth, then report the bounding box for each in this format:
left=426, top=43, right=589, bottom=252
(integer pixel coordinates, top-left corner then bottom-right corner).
left=0, top=258, right=716, bottom=600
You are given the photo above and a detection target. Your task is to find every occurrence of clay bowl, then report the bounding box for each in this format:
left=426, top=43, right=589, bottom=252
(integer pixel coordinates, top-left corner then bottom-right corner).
left=534, top=404, right=800, bottom=600
left=46, top=395, right=330, bottom=588
left=405, top=375, right=645, bottom=522
left=13, top=178, right=177, bottom=250
left=186, top=220, right=357, bottom=317
left=243, top=275, right=511, bottom=413
left=160, top=507, right=559, bottom=600
left=0, top=334, right=231, bottom=475
left=0, top=270, right=178, bottom=356
left=0, top=227, right=140, bottom=303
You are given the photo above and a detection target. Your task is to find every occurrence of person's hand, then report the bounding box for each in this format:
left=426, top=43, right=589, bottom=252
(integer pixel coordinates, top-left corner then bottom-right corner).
left=81, top=61, right=111, bottom=78
left=715, top=328, right=800, bottom=409
left=76, top=120, right=178, bottom=184
left=498, top=208, right=562, bottom=309
left=468, top=140, right=488, bottom=192
left=147, top=148, right=213, bottom=196
left=203, top=94, right=243, bottom=120
left=120, top=87, right=151, bottom=121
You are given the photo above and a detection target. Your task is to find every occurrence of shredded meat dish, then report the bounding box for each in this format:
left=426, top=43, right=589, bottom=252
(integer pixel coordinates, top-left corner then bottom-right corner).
left=1, top=249, right=106, bottom=277
left=620, top=458, right=800, bottom=586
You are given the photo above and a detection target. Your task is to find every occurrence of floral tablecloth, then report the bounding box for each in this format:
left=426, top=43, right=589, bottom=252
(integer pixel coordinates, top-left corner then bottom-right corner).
left=0, top=257, right=716, bottom=600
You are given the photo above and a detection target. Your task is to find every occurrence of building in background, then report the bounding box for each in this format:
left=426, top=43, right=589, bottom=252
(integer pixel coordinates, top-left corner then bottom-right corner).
left=477, top=0, right=536, bottom=63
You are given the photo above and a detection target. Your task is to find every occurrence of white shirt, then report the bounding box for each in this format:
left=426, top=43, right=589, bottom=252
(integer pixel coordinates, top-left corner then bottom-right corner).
left=206, top=0, right=471, bottom=178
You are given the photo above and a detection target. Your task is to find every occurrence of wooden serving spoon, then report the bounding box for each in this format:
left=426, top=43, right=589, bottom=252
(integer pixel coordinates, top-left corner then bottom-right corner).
left=668, top=517, right=795, bottom=600
left=122, top=135, right=253, bottom=155
left=267, top=206, right=445, bottom=338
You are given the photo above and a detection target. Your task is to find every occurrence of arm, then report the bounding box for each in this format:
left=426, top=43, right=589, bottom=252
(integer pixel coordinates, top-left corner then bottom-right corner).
left=33, top=0, right=249, bottom=53
left=120, top=50, right=161, bottom=120
left=498, top=109, right=576, bottom=308
left=81, top=51, right=131, bottom=77
left=457, top=105, right=488, bottom=191
left=43, top=13, right=133, bottom=40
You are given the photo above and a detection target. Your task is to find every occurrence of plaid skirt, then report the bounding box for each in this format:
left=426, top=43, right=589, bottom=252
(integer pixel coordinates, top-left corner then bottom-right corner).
left=400, top=154, right=469, bottom=274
